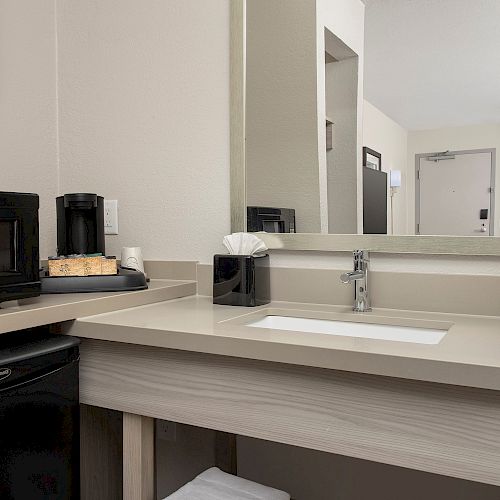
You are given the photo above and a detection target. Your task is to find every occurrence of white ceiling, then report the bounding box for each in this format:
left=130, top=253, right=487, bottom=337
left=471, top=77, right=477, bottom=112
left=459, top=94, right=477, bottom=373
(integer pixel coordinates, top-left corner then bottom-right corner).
left=363, top=0, right=500, bottom=130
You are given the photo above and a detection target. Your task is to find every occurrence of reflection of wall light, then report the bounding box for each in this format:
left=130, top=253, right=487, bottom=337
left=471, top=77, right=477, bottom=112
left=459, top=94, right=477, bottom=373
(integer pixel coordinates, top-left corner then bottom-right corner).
left=390, top=170, right=401, bottom=188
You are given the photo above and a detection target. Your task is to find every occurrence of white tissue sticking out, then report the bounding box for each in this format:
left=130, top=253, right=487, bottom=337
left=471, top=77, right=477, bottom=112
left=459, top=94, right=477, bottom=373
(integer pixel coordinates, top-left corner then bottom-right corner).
left=223, top=232, right=268, bottom=256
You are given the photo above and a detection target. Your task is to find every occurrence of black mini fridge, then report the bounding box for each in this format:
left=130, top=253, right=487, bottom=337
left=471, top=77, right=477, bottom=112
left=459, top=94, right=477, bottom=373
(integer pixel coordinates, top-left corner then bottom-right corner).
left=0, top=330, right=80, bottom=499
left=363, top=166, right=388, bottom=234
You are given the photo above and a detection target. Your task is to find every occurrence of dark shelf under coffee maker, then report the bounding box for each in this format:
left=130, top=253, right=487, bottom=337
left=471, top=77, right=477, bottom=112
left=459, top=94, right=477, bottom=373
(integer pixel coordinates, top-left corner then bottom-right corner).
left=41, top=267, right=147, bottom=294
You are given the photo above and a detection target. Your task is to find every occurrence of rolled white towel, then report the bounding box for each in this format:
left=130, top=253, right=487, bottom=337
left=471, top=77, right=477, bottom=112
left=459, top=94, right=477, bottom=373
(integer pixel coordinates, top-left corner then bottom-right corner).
left=164, top=467, right=290, bottom=500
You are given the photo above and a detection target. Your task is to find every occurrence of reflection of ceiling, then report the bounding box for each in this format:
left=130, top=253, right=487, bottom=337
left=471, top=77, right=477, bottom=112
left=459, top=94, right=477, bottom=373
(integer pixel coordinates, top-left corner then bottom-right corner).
left=363, top=0, right=500, bottom=130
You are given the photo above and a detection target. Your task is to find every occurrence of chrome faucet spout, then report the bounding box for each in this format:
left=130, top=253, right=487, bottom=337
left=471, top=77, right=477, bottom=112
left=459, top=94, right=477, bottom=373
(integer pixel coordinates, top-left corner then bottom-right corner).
left=340, top=250, right=371, bottom=312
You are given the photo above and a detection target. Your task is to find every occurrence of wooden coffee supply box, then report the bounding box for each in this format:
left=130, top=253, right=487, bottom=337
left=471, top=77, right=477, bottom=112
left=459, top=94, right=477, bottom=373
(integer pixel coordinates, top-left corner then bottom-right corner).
left=48, top=255, right=117, bottom=277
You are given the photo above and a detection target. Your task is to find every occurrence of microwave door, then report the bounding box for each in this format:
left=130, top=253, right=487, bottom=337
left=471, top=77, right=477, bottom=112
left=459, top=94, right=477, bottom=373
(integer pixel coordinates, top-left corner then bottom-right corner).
left=262, top=219, right=285, bottom=233
left=0, top=219, right=18, bottom=275
left=0, top=192, right=40, bottom=302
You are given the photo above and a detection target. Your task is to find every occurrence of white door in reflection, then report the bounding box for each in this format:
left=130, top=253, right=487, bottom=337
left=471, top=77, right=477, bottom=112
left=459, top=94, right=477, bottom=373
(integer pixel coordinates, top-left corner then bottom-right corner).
left=417, top=150, right=494, bottom=236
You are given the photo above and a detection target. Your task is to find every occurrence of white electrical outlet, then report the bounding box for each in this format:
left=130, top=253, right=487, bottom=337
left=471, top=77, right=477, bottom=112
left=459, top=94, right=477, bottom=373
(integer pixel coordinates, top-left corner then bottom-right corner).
left=156, top=420, right=177, bottom=442
left=104, top=200, right=119, bottom=235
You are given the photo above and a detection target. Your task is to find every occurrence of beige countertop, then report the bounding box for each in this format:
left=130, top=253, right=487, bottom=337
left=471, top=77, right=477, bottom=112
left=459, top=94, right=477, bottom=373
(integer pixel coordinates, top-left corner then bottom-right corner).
left=0, top=280, right=196, bottom=335
left=69, top=295, right=500, bottom=391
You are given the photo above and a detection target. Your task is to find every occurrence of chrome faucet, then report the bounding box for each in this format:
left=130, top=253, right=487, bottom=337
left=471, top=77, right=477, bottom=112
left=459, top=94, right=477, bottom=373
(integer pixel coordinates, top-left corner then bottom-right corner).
left=340, top=250, right=371, bottom=312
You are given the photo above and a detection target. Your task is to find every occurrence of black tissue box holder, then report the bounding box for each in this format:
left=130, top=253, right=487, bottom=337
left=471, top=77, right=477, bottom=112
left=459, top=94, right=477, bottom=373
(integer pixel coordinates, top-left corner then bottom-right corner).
left=213, top=254, right=270, bottom=307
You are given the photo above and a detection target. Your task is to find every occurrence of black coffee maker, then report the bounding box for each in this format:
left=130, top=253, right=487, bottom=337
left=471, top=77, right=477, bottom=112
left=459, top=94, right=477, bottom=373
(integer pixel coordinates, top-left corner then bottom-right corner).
left=56, top=193, right=105, bottom=256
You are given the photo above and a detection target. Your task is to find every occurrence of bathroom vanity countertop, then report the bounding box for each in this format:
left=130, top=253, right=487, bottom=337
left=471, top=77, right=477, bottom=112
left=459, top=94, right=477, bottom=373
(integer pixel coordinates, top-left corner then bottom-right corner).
left=69, top=295, right=500, bottom=391
left=0, top=280, right=196, bottom=335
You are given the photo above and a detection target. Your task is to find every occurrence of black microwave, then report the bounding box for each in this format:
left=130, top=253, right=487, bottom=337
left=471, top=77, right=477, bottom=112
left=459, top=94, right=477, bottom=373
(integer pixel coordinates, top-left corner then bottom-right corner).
left=247, top=206, right=296, bottom=233
left=0, top=192, right=40, bottom=302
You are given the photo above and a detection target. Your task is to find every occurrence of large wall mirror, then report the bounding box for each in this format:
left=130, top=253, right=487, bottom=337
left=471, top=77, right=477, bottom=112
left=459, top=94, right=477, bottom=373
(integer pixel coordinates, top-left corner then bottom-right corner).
left=230, top=0, right=500, bottom=254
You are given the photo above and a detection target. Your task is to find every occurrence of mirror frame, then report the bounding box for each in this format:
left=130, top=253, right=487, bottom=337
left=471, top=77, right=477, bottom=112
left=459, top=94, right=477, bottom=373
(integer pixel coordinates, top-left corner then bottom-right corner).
left=230, top=0, right=500, bottom=256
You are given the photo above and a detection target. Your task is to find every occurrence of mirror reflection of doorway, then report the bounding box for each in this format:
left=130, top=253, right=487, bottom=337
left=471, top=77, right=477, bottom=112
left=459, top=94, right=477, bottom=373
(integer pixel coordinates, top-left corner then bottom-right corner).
left=416, top=149, right=495, bottom=236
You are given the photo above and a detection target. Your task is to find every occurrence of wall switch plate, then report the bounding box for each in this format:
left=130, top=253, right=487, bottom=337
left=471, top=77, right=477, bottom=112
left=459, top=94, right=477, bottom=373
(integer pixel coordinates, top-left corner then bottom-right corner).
left=156, top=420, right=177, bottom=442
left=104, top=199, right=118, bottom=235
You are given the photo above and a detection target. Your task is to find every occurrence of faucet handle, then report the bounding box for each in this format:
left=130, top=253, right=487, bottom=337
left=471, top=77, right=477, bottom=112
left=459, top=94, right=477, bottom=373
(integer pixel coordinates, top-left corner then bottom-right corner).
left=352, top=250, right=369, bottom=260
left=353, top=249, right=369, bottom=262
left=340, top=273, right=351, bottom=284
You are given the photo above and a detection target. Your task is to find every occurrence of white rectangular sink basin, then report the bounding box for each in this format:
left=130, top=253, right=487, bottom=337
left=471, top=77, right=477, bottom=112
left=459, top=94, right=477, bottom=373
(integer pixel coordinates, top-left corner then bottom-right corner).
left=246, top=315, right=447, bottom=345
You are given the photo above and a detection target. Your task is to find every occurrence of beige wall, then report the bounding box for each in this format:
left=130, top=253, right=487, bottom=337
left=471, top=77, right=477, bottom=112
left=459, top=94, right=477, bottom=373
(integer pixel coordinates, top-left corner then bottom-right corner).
left=56, top=0, right=231, bottom=262
left=237, top=436, right=500, bottom=500
left=407, top=123, right=500, bottom=236
left=362, top=106, right=500, bottom=238
left=156, top=422, right=217, bottom=498
left=363, top=100, right=409, bottom=235
left=245, top=0, right=321, bottom=233
left=0, top=0, right=59, bottom=259
left=363, top=101, right=500, bottom=238
left=326, top=58, right=359, bottom=234
left=246, top=0, right=365, bottom=235
left=0, top=0, right=230, bottom=263
left=317, top=0, right=365, bottom=233
left=2, top=1, right=500, bottom=495
left=2, top=0, right=500, bottom=272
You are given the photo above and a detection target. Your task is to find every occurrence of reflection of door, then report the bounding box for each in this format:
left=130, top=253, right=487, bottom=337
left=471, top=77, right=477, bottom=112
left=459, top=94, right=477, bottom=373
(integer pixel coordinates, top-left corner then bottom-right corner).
left=416, top=150, right=495, bottom=236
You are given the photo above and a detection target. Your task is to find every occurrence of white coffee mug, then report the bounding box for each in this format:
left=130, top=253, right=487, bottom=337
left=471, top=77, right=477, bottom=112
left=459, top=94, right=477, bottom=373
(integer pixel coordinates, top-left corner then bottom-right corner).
left=121, top=247, right=145, bottom=273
